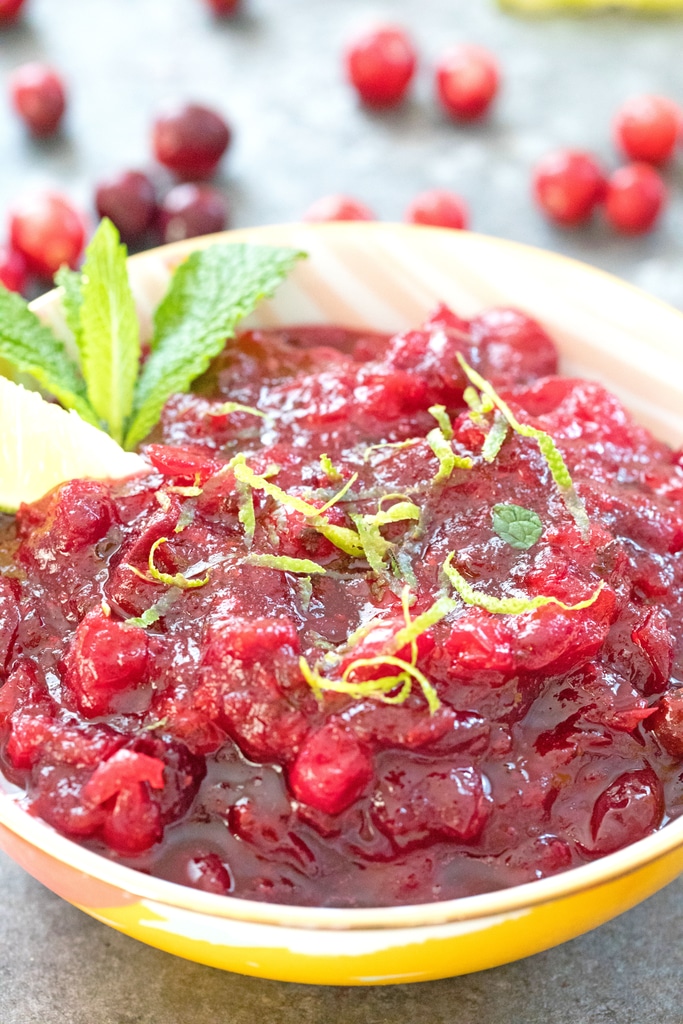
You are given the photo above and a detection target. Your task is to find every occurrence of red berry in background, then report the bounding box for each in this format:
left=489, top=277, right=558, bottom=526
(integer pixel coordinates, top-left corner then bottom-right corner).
left=0, top=0, right=26, bottom=23
left=9, top=191, right=86, bottom=278
left=532, top=149, right=607, bottom=226
left=95, top=170, right=157, bottom=242
left=613, top=94, right=681, bottom=166
left=0, top=246, right=27, bottom=293
left=152, top=102, right=231, bottom=180
left=604, top=162, right=666, bottom=234
left=160, top=183, right=228, bottom=243
left=303, top=194, right=375, bottom=222
left=344, top=24, right=417, bottom=107
left=9, top=63, right=66, bottom=136
left=203, top=0, right=240, bottom=14
left=405, top=188, right=469, bottom=230
left=435, top=44, right=500, bottom=121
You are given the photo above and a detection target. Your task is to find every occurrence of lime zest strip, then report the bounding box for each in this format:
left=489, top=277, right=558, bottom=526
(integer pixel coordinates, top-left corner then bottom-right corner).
left=245, top=553, right=326, bottom=574
left=443, top=552, right=605, bottom=616
left=481, top=412, right=509, bottom=463
left=427, top=427, right=473, bottom=483
left=456, top=353, right=590, bottom=538
left=320, top=453, right=343, bottom=483
left=299, top=654, right=440, bottom=715
left=210, top=400, right=268, bottom=419
left=428, top=404, right=454, bottom=440
left=128, top=536, right=210, bottom=590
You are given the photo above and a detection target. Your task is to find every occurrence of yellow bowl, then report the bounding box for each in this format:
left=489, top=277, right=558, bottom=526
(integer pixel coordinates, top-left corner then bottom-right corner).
left=2, top=222, right=683, bottom=986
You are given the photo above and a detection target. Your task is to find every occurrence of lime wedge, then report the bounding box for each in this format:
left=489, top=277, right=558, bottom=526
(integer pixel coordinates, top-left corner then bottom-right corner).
left=500, top=0, right=683, bottom=10
left=0, top=377, right=147, bottom=513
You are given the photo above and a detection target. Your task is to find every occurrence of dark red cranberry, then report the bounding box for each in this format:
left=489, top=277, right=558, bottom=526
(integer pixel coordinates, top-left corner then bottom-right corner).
left=160, top=183, right=228, bottom=243
left=62, top=610, right=149, bottom=718
left=435, top=44, right=500, bottom=121
left=289, top=721, right=372, bottom=814
left=604, top=163, right=666, bottom=234
left=589, top=767, right=663, bottom=855
left=9, top=191, right=85, bottom=277
left=203, top=0, right=240, bottom=13
left=532, top=149, right=607, bottom=226
left=0, top=244, right=27, bottom=293
left=648, top=689, right=683, bottom=757
left=102, top=781, right=163, bottom=854
left=186, top=853, right=233, bottom=894
left=0, top=0, right=26, bottom=24
left=9, top=63, right=66, bottom=136
left=344, top=24, right=416, bottom=107
left=303, top=194, right=375, bottom=222
left=405, top=188, right=469, bottom=229
left=95, top=170, right=157, bottom=242
left=613, top=95, right=680, bottom=165
left=152, top=103, right=231, bottom=180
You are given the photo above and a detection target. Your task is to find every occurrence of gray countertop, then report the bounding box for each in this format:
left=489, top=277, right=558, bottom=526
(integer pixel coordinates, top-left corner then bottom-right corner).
left=1, top=0, right=683, bottom=1020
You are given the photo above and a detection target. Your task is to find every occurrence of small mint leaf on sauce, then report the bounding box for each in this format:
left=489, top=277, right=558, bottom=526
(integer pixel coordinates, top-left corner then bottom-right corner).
left=492, top=503, right=543, bottom=550
left=124, top=244, right=306, bottom=450
left=77, top=219, right=141, bottom=445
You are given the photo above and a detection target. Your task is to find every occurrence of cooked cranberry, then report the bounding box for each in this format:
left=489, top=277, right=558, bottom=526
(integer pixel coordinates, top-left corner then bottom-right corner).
left=405, top=188, right=469, bottom=230
left=203, top=0, right=240, bottom=14
left=152, top=103, right=231, bottom=180
left=203, top=615, right=299, bottom=666
left=613, top=95, right=680, bottom=165
left=9, top=191, right=85, bottom=277
left=82, top=749, right=165, bottom=806
left=21, top=479, right=115, bottom=557
left=145, top=442, right=222, bottom=482
left=32, top=764, right=107, bottom=838
left=95, top=170, right=157, bottom=242
left=302, top=194, right=375, bottom=222
left=62, top=610, right=149, bottom=717
left=631, top=609, right=673, bottom=694
left=186, top=853, right=232, bottom=894
left=604, top=163, right=666, bottom=234
left=589, top=767, right=663, bottom=855
left=9, top=63, right=66, bottom=136
left=470, top=307, right=558, bottom=385
left=0, top=245, right=27, bottom=293
left=344, top=24, right=416, bottom=107
left=649, top=689, right=683, bottom=757
left=532, top=149, right=607, bottom=226
left=102, top=781, right=163, bottom=854
left=0, top=0, right=26, bottom=24
left=435, top=44, right=500, bottom=121
left=160, top=183, right=228, bottom=243
left=289, top=722, right=372, bottom=814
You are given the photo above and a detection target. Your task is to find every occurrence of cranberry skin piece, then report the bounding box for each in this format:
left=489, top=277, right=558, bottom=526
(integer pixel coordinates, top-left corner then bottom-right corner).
left=344, top=25, right=416, bottom=107
left=186, top=853, right=233, bottom=894
left=303, top=194, right=375, bottom=223
left=81, top=748, right=166, bottom=806
left=604, top=163, right=666, bottom=234
left=589, top=767, right=664, bottom=856
left=10, top=63, right=66, bottom=136
left=533, top=149, right=607, bottom=227
left=152, top=103, right=231, bottom=180
left=649, top=690, right=683, bottom=757
left=203, top=0, right=240, bottom=14
left=613, top=95, right=680, bottom=165
left=405, top=188, right=469, bottom=230
left=435, top=44, right=500, bottom=121
left=102, top=781, right=163, bottom=854
left=289, top=722, right=372, bottom=815
left=9, top=191, right=85, bottom=277
left=160, top=183, right=228, bottom=243
left=95, top=170, right=157, bottom=242
left=63, top=610, right=149, bottom=718
left=0, top=245, right=27, bottom=293
left=0, top=0, right=26, bottom=24
left=0, top=577, right=20, bottom=671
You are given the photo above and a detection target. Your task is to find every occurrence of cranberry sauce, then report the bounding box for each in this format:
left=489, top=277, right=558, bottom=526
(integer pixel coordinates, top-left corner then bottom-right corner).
left=1, top=307, right=683, bottom=908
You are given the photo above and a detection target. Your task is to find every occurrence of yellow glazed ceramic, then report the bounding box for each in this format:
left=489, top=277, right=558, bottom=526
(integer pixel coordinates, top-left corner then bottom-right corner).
left=2, top=222, right=683, bottom=986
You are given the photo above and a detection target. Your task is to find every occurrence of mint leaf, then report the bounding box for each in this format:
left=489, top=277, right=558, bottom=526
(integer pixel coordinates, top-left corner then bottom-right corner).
left=55, top=264, right=84, bottom=358
left=124, top=244, right=305, bottom=450
left=78, top=219, right=140, bottom=445
left=492, top=503, right=543, bottom=549
left=0, top=284, right=98, bottom=425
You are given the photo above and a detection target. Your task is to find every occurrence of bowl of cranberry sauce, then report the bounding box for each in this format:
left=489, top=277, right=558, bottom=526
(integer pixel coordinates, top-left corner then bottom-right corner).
left=2, top=223, right=683, bottom=985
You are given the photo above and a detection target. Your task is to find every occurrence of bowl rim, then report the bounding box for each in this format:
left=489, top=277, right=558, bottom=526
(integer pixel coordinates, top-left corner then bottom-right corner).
left=5, top=220, right=683, bottom=933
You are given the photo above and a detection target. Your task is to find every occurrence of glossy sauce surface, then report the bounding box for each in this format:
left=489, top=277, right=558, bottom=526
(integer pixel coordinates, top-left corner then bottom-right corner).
left=1, top=307, right=683, bottom=907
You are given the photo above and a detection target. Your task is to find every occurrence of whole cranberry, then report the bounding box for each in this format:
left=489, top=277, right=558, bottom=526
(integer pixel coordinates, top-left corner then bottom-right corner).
left=532, top=149, right=607, bottom=226
left=160, top=183, right=228, bottom=242
left=405, top=188, right=469, bottom=229
left=203, top=0, right=240, bottom=14
left=604, top=163, right=666, bottom=234
left=0, top=245, right=28, bottom=293
left=344, top=24, right=417, bottom=107
left=9, top=191, right=86, bottom=278
left=95, top=170, right=157, bottom=242
left=10, top=63, right=66, bottom=136
left=303, top=194, right=375, bottom=222
left=0, top=0, right=26, bottom=23
left=613, top=94, right=681, bottom=166
left=435, top=44, right=500, bottom=121
left=152, top=102, right=231, bottom=180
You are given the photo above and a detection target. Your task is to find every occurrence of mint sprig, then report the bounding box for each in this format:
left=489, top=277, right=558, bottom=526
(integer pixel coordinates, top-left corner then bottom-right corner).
left=0, top=220, right=305, bottom=452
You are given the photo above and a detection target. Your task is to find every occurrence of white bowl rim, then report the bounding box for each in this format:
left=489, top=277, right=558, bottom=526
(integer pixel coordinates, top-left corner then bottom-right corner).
left=3, top=220, right=683, bottom=933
